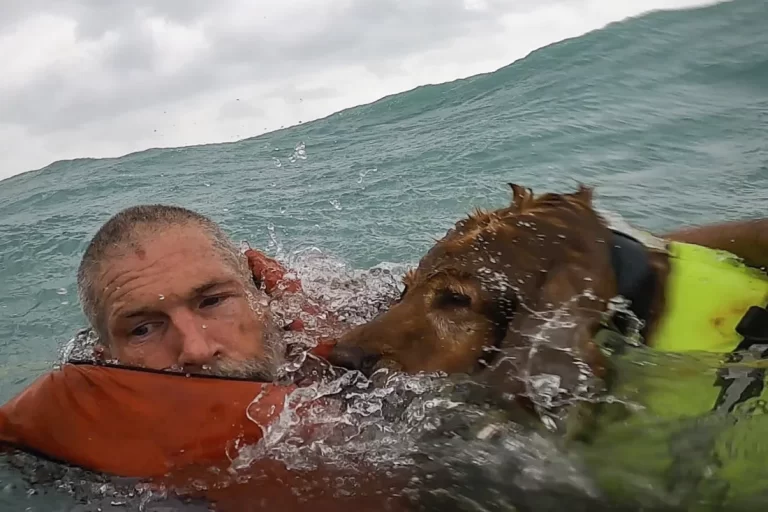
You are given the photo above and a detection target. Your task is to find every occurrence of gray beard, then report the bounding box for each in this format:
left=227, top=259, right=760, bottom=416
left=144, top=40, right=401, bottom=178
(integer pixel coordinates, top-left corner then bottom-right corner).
left=196, top=320, right=286, bottom=381
left=196, top=356, right=279, bottom=381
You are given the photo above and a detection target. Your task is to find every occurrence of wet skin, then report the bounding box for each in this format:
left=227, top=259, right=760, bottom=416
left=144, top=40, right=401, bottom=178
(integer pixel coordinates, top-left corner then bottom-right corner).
left=95, top=225, right=279, bottom=374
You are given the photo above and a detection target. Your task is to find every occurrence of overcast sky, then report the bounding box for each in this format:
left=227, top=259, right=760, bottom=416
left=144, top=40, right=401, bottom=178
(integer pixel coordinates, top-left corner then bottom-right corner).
left=0, top=0, right=718, bottom=181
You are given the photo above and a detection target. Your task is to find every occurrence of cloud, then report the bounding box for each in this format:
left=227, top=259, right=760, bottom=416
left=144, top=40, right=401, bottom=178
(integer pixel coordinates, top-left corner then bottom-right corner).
left=0, top=0, right=719, bottom=181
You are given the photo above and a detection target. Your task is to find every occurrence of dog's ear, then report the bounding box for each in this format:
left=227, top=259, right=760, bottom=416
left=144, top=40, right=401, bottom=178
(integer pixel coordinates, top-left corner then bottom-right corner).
left=507, top=183, right=534, bottom=211
left=503, top=264, right=609, bottom=376
left=572, top=183, right=594, bottom=205
left=489, top=266, right=608, bottom=419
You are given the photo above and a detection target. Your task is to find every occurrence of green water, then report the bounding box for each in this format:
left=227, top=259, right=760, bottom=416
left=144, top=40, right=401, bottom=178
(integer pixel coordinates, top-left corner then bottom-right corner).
left=1, top=0, right=767, bottom=509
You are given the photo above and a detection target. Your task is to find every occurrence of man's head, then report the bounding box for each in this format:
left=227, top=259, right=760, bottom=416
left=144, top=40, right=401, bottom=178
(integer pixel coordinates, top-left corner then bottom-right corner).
left=77, top=205, right=283, bottom=379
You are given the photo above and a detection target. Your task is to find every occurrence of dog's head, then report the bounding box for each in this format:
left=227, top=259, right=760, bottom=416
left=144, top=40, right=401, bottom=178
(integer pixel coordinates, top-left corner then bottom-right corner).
left=329, top=184, right=619, bottom=387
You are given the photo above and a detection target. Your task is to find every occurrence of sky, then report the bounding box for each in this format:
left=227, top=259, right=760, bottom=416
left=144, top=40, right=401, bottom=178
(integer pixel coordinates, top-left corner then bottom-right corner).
left=0, top=0, right=719, bottom=181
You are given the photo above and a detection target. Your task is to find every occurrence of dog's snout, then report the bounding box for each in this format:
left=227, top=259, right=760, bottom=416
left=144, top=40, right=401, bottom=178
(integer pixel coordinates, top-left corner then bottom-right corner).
left=327, top=345, right=382, bottom=375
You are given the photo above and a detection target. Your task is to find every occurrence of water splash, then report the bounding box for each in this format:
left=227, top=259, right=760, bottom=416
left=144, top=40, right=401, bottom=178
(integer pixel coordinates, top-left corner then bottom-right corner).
left=219, top=355, right=618, bottom=512
left=59, top=327, right=100, bottom=364
left=357, top=167, right=378, bottom=184
left=279, top=247, right=407, bottom=326
left=288, top=142, right=307, bottom=163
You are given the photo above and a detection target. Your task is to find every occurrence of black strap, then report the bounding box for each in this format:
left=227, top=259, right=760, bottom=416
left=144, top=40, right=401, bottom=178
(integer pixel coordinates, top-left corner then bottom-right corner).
left=710, top=309, right=768, bottom=414
left=734, top=305, right=768, bottom=351
left=607, top=230, right=657, bottom=335
left=710, top=304, right=768, bottom=414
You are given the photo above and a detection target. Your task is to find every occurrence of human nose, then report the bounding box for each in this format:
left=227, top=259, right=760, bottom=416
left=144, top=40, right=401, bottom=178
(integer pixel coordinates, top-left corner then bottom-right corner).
left=173, top=311, right=221, bottom=368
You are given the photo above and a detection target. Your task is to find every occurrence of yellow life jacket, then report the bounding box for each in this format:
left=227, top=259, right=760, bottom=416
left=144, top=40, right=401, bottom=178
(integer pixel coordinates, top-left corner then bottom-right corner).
left=595, top=240, right=768, bottom=420
left=583, top=241, right=768, bottom=509
left=649, top=241, right=768, bottom=354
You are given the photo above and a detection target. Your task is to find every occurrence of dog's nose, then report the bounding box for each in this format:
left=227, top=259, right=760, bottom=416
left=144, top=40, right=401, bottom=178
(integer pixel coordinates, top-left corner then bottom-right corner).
left=327, top=345, right=382, bottom=375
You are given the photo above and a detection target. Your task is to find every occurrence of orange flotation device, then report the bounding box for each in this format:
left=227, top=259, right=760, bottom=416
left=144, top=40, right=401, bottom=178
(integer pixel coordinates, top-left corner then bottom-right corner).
left=245, top=247, right=304, bottom=295
left=0, top=250, right=410, bottom=510
left=0, top=362, right=293, bottom=478
left=0, top=362, right=409, bottom=511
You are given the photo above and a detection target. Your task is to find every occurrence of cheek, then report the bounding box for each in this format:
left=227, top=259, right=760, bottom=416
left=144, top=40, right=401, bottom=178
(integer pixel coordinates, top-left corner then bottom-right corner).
left=430, top=311, right=492, bottom=344
left=217, top=297, right=262, bottom=322
left=114, top=342, right=175, bottom=369
left=207, top=300, right=265, bottom=344
left=426, top=314, right=497, bottom=371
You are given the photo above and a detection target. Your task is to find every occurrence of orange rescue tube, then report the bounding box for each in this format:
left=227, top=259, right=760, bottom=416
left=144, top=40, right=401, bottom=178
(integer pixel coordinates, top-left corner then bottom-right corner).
left=0, top=363, right=412, bottom=511
left=0, top=362, right=293, bottom=478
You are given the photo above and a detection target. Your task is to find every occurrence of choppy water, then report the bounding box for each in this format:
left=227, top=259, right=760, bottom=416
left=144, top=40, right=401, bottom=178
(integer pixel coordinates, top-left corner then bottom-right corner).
left=2, top=0, right=768, bottom=510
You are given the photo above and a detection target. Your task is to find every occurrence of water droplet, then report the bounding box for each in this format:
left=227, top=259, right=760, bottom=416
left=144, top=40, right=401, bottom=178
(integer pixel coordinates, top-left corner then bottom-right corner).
left=329, top=199, right=342, bottom=210
left=202, top=324, right=207, bottom=329
left=292, top=141, right=307, bottom=160
left=57, top=288, right=67, bottom=295
left=158, top=295, right=165, bottom=300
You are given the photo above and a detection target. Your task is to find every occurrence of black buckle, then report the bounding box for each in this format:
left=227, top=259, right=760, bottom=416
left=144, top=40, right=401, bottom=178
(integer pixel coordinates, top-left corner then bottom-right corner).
left=735, top=305, right=768, bottom=350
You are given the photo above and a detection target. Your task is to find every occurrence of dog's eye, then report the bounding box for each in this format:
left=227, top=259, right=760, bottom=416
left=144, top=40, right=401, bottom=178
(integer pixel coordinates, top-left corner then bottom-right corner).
left=434, top=290, right=472, bottom=309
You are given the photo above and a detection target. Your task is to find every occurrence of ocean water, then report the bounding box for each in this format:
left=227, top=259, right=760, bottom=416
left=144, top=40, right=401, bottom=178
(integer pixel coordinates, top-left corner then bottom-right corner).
left=1, top=0, right=768, bottom=509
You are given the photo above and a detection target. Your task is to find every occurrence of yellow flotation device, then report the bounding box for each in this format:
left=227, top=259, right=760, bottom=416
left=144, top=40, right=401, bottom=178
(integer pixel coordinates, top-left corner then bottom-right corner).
left=595, top=239, right=768, bottom=420
left=585, top=241, right=768, bottom=510
left=650, top=241, right=768, bottom=353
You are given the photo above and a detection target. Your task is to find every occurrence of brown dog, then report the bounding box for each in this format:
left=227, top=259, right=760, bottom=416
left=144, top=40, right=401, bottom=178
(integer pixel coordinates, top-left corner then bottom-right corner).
left=327, top=184, right=679, bottom=411
left=327, top=183, right=768, bottom=403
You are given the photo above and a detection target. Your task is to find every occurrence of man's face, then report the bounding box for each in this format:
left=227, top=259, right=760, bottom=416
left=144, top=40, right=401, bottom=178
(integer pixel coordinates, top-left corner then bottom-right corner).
left=94, top=224, right=282, bottom=378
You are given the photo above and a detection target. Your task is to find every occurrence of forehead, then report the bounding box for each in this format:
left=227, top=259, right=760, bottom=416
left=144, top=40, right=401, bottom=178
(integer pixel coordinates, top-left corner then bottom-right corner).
left=97, top=225, right=239, bottom=295
left=118, top=224, right=222, bottom=260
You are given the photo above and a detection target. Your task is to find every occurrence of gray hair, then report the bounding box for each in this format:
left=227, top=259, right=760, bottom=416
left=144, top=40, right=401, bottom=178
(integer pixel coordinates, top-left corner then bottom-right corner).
left=76, top=204, right=251, bottom=337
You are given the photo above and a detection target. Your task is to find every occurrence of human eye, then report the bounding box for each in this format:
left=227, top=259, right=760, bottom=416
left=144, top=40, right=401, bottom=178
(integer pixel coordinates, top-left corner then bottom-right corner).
left=129, top=322, right=160, bottom=341
left=199, top=295, right=228, bottom=309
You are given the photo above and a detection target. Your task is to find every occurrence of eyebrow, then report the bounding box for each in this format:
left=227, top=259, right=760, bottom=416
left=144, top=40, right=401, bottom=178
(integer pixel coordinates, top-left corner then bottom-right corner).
left=124, top=308, right=154, bottom=319
left=117, top=279, right=239, bottom=320
left=192, top=279, right=239, bottom=296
